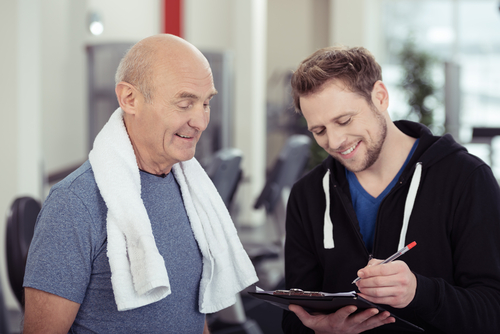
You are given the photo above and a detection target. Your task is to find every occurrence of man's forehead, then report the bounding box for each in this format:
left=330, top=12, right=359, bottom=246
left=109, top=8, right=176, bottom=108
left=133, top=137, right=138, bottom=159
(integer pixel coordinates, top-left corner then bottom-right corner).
left=302, top=79, right=364, bottom=104
left=300, top=82, right=366, bottom=122
left=152, top=59, right=216, bottom=95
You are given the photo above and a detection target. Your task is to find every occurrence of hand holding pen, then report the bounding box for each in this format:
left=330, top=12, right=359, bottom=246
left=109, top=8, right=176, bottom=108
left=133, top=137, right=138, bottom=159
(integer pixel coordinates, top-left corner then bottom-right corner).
left=352, top=241, right=417, bottom=284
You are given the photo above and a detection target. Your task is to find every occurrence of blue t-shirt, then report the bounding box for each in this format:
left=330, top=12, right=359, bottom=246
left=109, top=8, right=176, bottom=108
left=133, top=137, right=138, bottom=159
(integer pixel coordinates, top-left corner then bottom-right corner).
left=347, top=139, right=419, bottom=253
left=24, top=160, right=205, bottom=333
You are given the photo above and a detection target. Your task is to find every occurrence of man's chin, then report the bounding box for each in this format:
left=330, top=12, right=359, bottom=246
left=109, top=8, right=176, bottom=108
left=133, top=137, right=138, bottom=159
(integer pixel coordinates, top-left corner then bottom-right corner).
left=178, top=151, right=196, bottom=163
left=337, top=158, right=367, bottom=174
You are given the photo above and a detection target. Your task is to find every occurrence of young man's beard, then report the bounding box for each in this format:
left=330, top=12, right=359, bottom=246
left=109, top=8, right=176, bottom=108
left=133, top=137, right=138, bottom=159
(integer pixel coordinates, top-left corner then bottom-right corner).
left=338, top=109, right=387, bottom=173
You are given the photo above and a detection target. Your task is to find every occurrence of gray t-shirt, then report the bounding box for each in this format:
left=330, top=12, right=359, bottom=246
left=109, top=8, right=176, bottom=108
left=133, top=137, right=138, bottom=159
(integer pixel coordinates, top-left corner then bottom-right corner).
left=24, top=160, right=205, bottom=333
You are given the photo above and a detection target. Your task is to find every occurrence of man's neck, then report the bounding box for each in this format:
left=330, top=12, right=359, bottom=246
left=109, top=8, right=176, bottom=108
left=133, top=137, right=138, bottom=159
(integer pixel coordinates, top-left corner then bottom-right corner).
left=129, top=138, right=173, bottom=176
left=354, top=123, right=417, bottom=197
left=135, top=151, right=173, bottom=176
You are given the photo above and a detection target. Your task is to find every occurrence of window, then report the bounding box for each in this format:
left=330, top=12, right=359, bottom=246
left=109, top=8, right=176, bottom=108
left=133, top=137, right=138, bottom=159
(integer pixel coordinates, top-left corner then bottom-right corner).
left=381, top=0, right=500, bottom=175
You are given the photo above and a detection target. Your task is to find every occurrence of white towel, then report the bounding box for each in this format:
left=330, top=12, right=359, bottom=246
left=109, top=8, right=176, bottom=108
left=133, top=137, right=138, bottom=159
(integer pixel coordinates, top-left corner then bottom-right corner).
left=89, top=108, right=258, bottom=312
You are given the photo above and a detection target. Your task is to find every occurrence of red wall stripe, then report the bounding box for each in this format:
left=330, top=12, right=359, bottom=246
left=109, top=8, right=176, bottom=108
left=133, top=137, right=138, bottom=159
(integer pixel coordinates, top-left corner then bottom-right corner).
left=163, top=0, right=182, bottom=37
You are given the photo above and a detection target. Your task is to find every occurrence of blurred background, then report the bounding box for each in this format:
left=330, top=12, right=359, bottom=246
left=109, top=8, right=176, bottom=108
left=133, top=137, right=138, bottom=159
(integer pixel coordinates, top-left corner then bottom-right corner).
left=2, top=0, right=500, bottom=333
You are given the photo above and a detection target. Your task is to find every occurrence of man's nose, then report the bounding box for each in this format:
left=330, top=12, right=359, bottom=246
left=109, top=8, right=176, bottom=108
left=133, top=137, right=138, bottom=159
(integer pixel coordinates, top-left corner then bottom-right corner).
left=327, top=129, right=347, bottom=151
left=188, top=104, right=210, bottom=132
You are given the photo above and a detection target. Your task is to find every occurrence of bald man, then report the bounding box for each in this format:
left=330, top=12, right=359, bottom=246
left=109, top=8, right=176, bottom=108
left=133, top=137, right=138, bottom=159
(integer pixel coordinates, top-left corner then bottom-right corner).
left=22, top=34, right=254, bottom=333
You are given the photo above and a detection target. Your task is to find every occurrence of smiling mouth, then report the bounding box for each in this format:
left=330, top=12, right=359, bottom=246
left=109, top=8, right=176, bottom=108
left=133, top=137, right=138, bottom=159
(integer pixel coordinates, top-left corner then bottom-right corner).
left=340, top=142, right=359, bottom=155
left=176, top=134, right=192, bottom=139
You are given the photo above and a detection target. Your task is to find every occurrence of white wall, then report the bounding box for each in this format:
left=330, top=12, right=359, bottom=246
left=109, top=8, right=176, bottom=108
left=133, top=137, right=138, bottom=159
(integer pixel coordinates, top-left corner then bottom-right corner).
left=267, top=0, right=329, bottom=85
left=184, top=0, right=233, bottom=50
left=231, top=0, right=268, bottom=226
left=330, top=0, right=384, bottom=60
left=41, top=0, right=87, bottom=174
left=86, top=0, right=162, bottom=45
left=0, top=0, right=21, bottom=312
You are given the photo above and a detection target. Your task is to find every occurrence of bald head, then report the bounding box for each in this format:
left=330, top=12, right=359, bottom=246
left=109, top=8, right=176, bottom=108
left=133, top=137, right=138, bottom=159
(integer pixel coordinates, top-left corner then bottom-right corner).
left=115, top=34, right=210, bottom=104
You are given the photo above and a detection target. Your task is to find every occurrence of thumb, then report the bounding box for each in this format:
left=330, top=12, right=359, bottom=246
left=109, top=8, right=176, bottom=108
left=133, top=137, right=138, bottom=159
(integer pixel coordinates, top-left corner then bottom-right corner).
left=289, top=304, right=309, bottom=318
left=289, top=304, right=319, bottom=324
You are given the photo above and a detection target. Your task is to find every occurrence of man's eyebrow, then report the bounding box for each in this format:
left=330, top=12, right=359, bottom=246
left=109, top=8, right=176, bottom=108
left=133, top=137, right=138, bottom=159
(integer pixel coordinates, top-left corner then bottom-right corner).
left=176, top=89, right=218, bottom=100
left=176, top=92, right=199, bottom=99
left=333, top=113, right=353, bottom=121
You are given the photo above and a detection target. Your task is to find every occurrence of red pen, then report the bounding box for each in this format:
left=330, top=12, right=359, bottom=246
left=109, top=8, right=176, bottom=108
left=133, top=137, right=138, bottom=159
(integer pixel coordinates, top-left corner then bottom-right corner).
left=352, top=241, right=417, bottom=284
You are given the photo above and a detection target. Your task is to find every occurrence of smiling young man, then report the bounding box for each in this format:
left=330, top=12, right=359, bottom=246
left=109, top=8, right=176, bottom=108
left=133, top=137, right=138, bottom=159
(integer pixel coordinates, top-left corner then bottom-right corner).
left=22, top=34, right=257, bottom=334
left=282, top=46, right=500, bottom=333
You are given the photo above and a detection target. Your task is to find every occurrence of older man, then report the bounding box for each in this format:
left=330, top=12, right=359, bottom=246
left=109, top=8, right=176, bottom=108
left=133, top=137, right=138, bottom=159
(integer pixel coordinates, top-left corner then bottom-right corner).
left=23, top=34, right=257, bottom=333
left=283, top=46, right=500, bottom=333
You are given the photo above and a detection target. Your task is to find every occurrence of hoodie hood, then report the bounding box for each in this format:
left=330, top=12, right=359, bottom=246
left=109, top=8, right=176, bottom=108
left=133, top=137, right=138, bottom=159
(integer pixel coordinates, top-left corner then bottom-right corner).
left=395, top=120, right=466, bottom=172
left=319, top=120, right=467, bottom=250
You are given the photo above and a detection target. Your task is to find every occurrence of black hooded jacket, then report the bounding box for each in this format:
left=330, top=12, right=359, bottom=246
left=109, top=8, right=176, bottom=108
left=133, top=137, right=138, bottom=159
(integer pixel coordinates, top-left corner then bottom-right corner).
left=283, top=120, right=500, bottom=333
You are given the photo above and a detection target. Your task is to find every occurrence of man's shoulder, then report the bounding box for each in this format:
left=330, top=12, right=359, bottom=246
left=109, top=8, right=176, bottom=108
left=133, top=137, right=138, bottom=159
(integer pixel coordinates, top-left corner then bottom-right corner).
left=425, top=136, right=487, bottom=171
left=292, top=156, right=332, bottom=192
left=45, top=160, right=105, bottom=216
left=50, top=160, right=98, bottom=197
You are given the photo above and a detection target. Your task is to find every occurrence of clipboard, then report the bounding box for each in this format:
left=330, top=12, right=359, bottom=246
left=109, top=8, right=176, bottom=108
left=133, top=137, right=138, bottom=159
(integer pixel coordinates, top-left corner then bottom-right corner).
left=248, top=288, right=424, bottom=332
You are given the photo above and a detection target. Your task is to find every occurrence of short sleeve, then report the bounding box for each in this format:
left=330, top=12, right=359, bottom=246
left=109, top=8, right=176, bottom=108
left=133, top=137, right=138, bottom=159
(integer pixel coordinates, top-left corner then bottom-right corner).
left=23, top=187, right=100, bottom=304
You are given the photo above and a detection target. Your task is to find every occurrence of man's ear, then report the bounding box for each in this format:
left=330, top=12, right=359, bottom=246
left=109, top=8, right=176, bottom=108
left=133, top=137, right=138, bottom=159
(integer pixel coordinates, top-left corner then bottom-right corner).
left=115, top=82, right=140, bottom=115
left=371, top=80, right=389, bottom=112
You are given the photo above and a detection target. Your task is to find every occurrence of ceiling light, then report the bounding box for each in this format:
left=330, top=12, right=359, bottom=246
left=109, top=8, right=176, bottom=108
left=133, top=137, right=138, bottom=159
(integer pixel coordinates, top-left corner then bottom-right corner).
left=89, top=12, right=103, bottom=36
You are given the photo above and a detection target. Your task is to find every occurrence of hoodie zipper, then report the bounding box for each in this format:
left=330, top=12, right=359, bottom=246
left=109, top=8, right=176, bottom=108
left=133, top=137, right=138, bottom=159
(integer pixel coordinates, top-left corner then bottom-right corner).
left=372, top=162, right=423, bottom=254
left=328, top=169, right=371, bottom=259
left=371, top=182, right=405, bottom=257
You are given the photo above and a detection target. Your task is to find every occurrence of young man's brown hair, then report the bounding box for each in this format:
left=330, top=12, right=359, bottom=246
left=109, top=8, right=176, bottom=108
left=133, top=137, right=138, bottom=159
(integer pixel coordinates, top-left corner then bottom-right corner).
left=291, top=46, right=382, bottom=113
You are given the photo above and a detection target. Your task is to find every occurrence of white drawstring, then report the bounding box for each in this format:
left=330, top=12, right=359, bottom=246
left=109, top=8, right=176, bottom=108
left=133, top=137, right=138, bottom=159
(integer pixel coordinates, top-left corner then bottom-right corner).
left=323, top=170, right=334, bottom=249
left=398, top=162, right=422, bottom=250
left=321, top=162, right=422, bottom=251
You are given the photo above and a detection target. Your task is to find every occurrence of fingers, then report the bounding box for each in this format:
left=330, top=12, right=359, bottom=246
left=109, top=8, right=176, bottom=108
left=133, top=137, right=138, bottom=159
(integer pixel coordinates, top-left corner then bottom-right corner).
left=367, top=258, right=384, bottom=267
left=288, top=304, right=313, bottom=320
left=343, top=309, right=396, bottom=333
left=288, top=304, right=395, bottom=334
left=357, top=284, right=416, bottom=308
left=335, top=304, right=362, bottom=318
left=288, top=304, right=357, bottom=328
left=288, top=304, right=331, bottom=331
left=357, top=259, right=398, bottom=279
left=356, top=261, right=417, bottom=308
left=356, top=311, right=395, bottom=332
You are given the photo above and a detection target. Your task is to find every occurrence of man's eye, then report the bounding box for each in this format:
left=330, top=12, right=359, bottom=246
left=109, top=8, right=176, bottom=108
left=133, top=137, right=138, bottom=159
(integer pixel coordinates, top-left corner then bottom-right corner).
left=314, top=128, right=325, bottom=136
left=339, top=118, right=351, bottom=126
left=178, top=103, right=193, bottom=110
